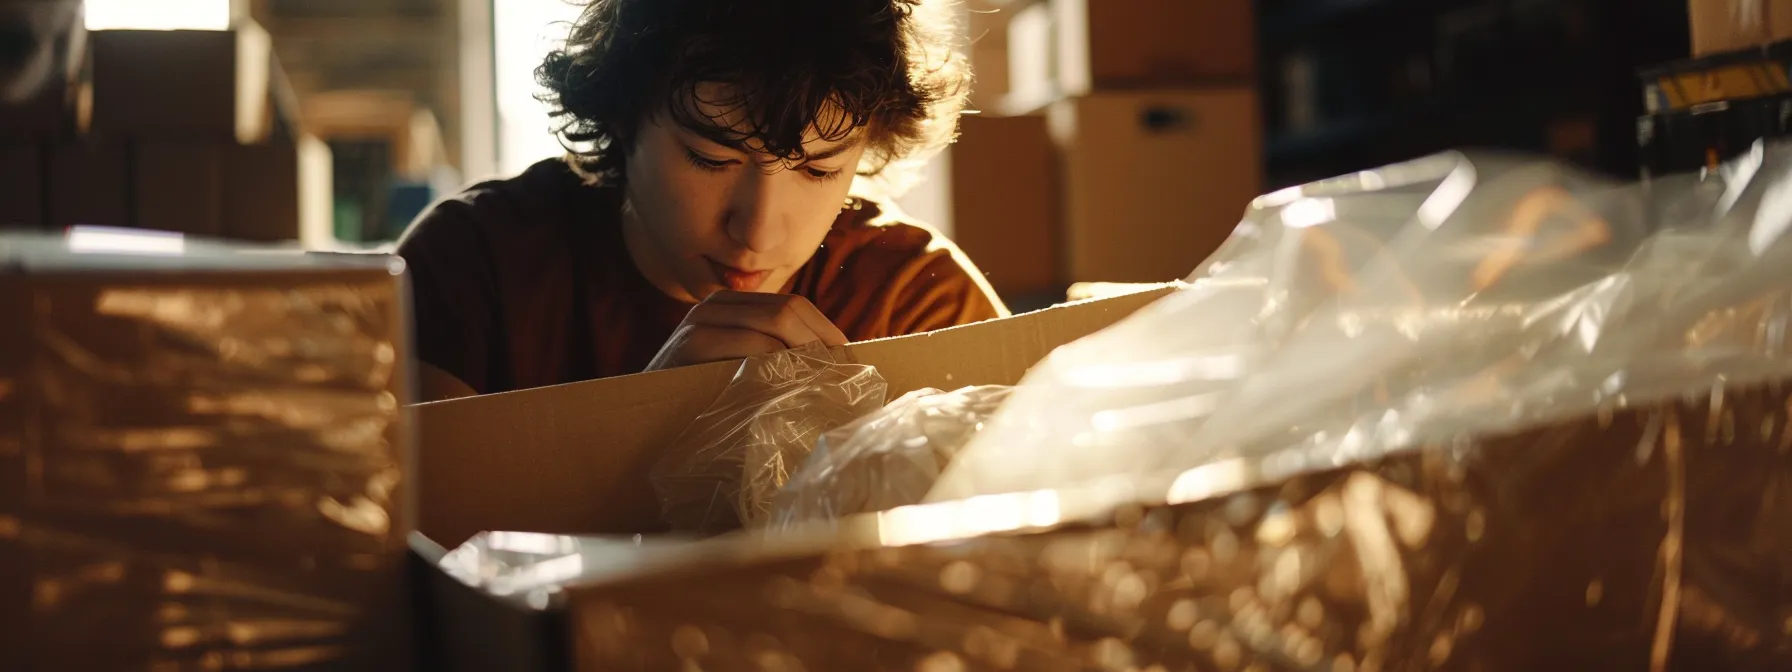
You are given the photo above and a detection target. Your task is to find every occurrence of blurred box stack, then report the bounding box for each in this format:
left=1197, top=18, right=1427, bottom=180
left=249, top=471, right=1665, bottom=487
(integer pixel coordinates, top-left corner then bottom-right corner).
left=0, top=231, right=414, bottom=670
left=0, top=20, right=80, bottom=233
left=3, top=20, right=331, bottom=244
left=1636, top=1, right=1792, bottom=176
left=300, top=91, right=453, bottom=245
left=940, top=0, right=1260, bottom=308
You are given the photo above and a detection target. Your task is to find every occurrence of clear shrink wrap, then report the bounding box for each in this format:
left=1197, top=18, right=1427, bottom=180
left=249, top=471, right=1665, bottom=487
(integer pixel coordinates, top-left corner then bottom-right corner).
left=771, top=385, right=1012, bottom=528
left=651, top=342, right=887, bottom=535
left=0, top=231, right=412, bottom=671
left=934, top=145, right=1792, bottom=503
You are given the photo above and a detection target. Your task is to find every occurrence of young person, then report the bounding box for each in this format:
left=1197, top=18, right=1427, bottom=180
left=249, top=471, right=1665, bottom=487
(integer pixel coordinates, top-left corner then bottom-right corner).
left=399, top=0, right=1008, bottom=401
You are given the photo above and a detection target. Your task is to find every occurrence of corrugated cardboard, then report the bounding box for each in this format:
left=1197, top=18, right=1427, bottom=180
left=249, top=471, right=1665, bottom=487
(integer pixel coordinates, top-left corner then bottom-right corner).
left=222, top=134, right=334, bottom=243
left=0, top=75, right=75, bottom=139
left=1688, top=0, right=1791, bottom=55
left=46, top=143, right=129, bottom=229
left=948, top=114, right=1059, bottom=297
left=134, top=140, right=223, bottom=237
left=1778, top=1, right=1792, bottom=41
left=0, top=144, right=44, bottom=230
left=416, top=376, right=1792, bottom=671
left=1050, top=88, right=1261, bottom=283
left=1050, top=0, right=1254, bottom=96
left=88, top=23, right=272, bottom=142
left=0, top=234, right=416, bottom=670
left=415, top=285, right=1178, bottom=546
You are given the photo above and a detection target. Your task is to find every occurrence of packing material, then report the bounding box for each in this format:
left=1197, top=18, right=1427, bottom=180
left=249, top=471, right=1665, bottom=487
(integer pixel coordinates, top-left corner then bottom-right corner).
left=0, top=232, right=415, bottom=671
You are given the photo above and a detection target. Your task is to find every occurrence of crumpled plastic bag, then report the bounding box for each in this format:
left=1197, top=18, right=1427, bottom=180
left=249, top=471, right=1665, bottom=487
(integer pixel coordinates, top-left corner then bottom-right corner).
left=931, top=145, right=1792, bottom=507
left=771, top=385, right=1011, bottom=527
left=651, top=342, right=887, bottom=534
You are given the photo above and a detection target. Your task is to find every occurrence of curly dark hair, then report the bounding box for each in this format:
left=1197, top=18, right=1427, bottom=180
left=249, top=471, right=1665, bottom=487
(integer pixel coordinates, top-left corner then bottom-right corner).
left=536, top=0, right=969, bottom=190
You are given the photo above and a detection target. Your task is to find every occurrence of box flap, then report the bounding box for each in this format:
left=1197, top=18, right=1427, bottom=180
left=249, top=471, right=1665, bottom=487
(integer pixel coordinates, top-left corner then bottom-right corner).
left=416, top=285, right=1178, bottom=545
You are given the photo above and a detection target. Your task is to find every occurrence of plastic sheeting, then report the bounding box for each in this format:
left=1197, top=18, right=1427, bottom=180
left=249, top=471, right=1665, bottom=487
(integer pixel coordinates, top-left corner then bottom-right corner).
left=0, top=232, right=413, bottom=671
left=772, top=385, right=1011, bottom=528
left=567, top=379, right=1792, bottom=670
left=438, top=531, right=695, bottom=609
left=933, top=146, right=1792, bottom=504
left=652, top=342, right=888, bottom=535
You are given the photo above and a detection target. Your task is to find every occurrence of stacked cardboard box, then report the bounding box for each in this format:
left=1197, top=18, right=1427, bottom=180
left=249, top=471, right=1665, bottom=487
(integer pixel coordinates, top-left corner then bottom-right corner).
left=0, top=38, right=77, bottom=232
left=0, top=232, right=415, bottom=670
left=1, top=21, right=330, bottom=243
left=939, top=0, right=1261, bottom=302
left=1689, top=0, right=1792, bottom=56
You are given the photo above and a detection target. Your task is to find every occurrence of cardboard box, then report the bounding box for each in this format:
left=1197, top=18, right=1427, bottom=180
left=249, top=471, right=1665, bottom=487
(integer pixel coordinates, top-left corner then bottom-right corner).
left=1689, top=0, right=1792, bottom=55
left=0, top=144, right=44, bottom=230
left=134, top=140, right=223, bottom=237
left=1050, top=88, right=1261, bottom=283
left=415, top=285, right=1178, bottom=547
left=948, top=114, right=1059, bottom=297
left=1009, top=0, right=1254, bottom=104
left=0, top=75, right=76, bottom=139
left=48, top=135, right=335, bottom=242
left=45, top=142, right=129, bottom=230
left=414, top=378, right=1792, bottom=671
left=88, top=23, right=272, bottom=142
left=0, top=233, right=415, bottom=670
left=222, top=134, right=335, bottom=243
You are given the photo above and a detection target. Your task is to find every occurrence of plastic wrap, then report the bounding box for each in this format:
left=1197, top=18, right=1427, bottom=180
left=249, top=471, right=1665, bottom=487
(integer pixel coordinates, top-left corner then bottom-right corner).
left=934, top=145, right=1792, bottom=504
left=651, top=342, right=887, bottom=534
left=0, top=232, right=412, bottom=670
left=438, top=531, right=698, bottom=609
left=568, top=379, right=1792, bottom=670
left=771, top=385, right=1011, bottom=528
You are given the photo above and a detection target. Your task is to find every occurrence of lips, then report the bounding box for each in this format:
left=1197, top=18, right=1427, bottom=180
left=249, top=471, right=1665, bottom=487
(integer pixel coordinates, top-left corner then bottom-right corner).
left=706, top=257, right=772, bottom=292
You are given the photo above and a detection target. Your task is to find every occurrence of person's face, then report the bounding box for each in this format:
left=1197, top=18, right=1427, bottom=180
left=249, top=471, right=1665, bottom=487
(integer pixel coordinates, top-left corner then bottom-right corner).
left=621, top=86, right=869, bottom=304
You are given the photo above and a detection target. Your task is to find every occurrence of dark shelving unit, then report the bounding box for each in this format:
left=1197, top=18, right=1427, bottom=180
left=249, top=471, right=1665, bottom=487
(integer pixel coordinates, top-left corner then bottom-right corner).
left=1259, top=0, right=1690, bottom=187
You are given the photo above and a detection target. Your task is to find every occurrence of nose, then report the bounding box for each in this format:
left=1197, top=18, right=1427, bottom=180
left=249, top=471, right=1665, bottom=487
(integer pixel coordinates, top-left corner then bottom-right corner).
left=723, top=167, right=787, bottom=254
left=0, top=18, right=38, bottom=69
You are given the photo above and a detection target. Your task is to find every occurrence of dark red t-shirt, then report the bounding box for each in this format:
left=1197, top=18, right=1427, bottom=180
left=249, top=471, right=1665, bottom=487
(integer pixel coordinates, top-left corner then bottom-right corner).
left=396, top=159, right=1009, bottom=395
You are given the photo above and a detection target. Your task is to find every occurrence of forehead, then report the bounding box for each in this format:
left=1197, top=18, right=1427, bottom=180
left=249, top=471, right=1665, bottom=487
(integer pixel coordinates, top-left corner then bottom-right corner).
left=673, top=82, right=862, bottom=153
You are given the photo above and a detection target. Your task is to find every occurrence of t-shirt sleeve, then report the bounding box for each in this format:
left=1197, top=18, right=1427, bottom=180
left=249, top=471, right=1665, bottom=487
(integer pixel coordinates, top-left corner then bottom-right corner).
left=395, top=199, right=503, bottom=394
left=888, top=240, right=1011, bottom=335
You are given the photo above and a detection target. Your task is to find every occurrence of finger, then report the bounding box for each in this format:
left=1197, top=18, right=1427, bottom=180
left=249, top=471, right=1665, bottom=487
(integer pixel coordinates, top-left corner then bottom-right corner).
left=705, top=292, right=848, bottom=347
left=781, top=295, right=849, bottom=347
left=686, top=300, right=824, bottom=349
left=677, top=325, right=788, bottom=365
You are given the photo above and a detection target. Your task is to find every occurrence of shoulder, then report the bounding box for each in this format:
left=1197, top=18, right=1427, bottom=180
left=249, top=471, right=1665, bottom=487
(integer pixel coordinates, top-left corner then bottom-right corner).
left=825, top=198, right=965, bottom=267
left=814, top=198, right=1011, bottom=332
left=397, top=158, right=613, bottom=259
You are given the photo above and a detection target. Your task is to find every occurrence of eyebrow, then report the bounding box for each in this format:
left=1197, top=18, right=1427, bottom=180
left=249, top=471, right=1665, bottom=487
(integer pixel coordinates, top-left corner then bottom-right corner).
left=801, top=140, right=860, bottom=163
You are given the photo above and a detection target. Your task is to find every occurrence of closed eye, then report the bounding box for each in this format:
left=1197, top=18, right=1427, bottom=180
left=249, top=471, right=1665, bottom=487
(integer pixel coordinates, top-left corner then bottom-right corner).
left=802, top=166, right=844, bottom=182
left=684, top=148, right=735, bottom=172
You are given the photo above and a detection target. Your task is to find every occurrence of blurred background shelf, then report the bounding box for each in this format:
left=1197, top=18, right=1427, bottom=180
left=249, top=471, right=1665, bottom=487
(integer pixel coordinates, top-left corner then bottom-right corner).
left=1259, top=0, right=1690, bottom=188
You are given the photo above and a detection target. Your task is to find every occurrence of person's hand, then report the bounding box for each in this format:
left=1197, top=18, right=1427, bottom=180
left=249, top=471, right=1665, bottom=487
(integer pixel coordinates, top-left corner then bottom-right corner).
left=645, top=291, right=849, bottom=371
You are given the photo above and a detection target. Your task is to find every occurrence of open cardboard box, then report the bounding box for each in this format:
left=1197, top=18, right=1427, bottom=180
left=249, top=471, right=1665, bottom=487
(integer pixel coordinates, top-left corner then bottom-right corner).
left=410, top=283, right=1179, bottom=670
left=415, top=283, right=1180, bottom=547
